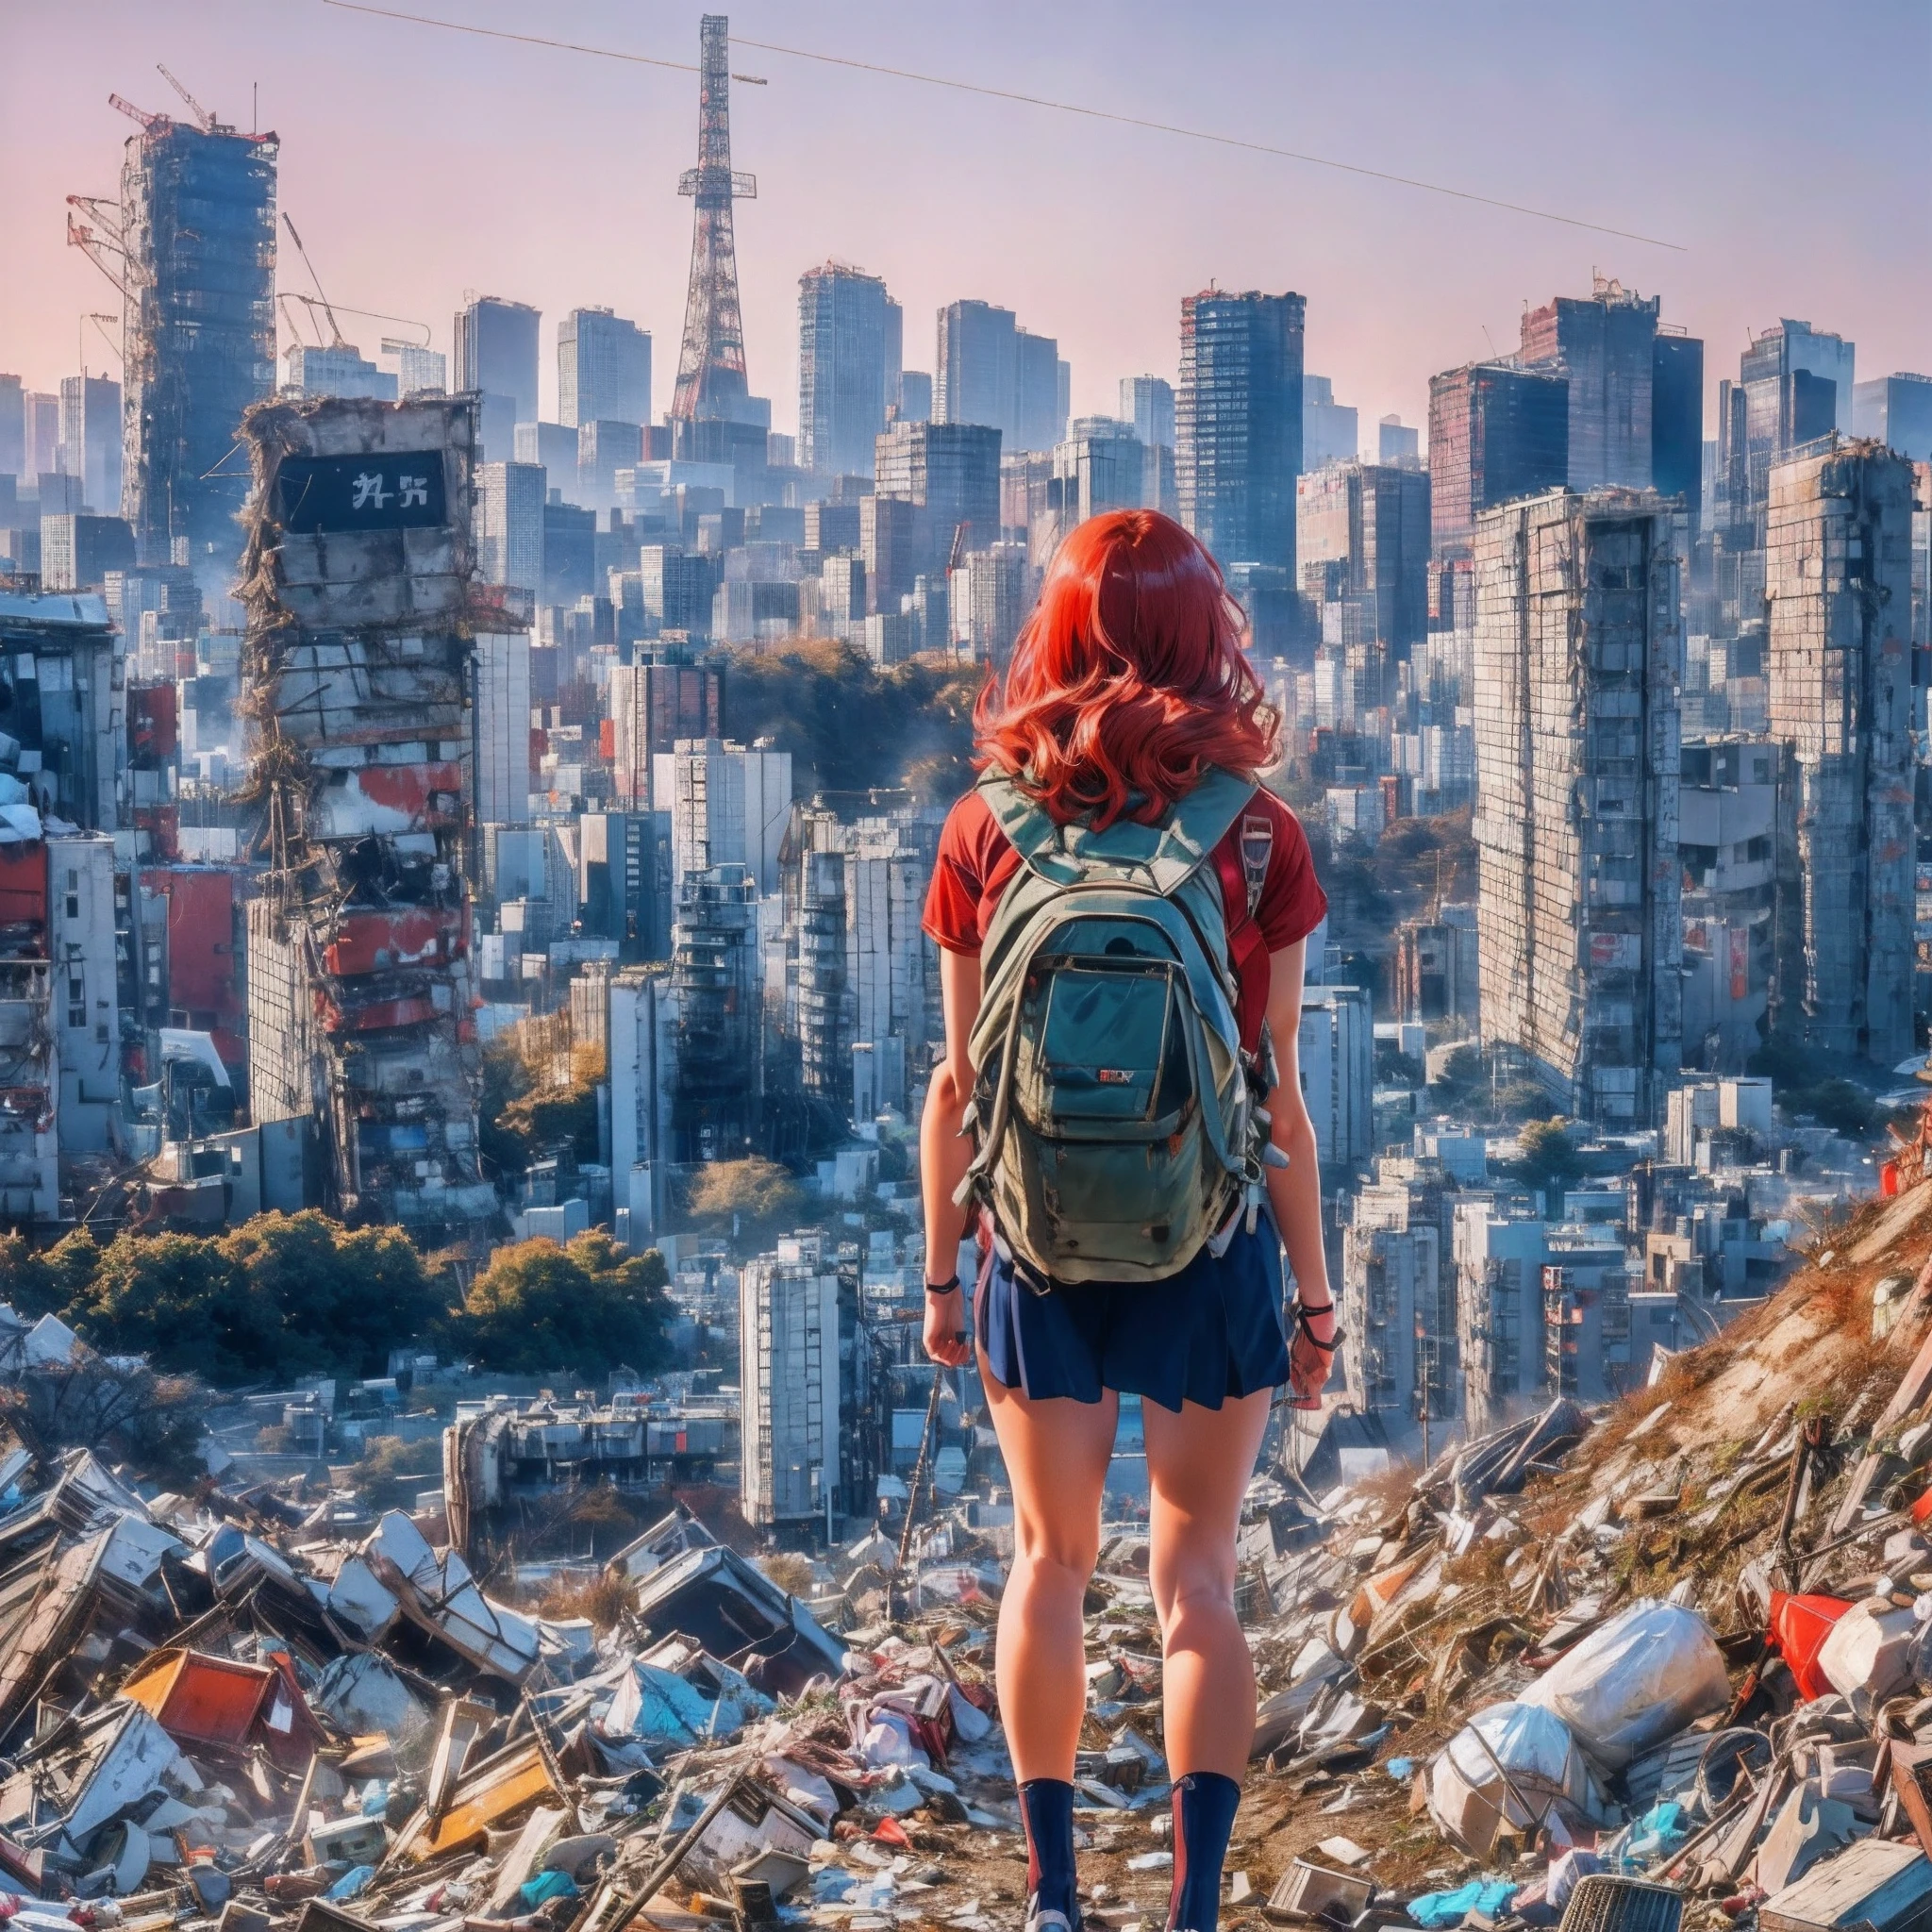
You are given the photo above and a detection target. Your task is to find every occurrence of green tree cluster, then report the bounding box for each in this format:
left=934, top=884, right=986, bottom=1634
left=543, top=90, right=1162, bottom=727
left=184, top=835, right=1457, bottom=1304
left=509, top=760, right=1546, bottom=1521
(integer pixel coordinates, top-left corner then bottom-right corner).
left=0, top=1213, right=448, bottom=1387
left=1, top=1212, right=677, bottom=1391
left=453, top=1232, right=672, bottom=1378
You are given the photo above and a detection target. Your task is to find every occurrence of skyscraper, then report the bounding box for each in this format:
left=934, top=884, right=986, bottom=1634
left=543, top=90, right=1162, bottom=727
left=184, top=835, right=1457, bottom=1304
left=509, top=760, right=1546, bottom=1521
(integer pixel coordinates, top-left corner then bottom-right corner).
left=1713, top=319, right=1857, bottom=625
left=1176, top=288, right=1305, bottom=572
left=1120, top=375, right=1175, bottom=455
left=875, top=420, right=1002, bottom=563
left=1054, top=418, right=1145, bottom=525
left=58, top=374, right=122, bottom=514
left=1014, top=327, right=1066, bottom=453
left=1853, top=374, right=1932, bottom=461
left=798, top=264, right=893, bottom=479
left=1379, top=415, right=1421, bottom=466
left=282, top=344, right=395, bottom=403
left=1519, top=280, right=1659, bottom=491
left=1473, top=488, right=1684, bottom=1122
left=1425, top=362, right=1569, bottom=558
left=117, top=108, right=277, bottom=582
left=453, top=296, right=540, bottom=456
left=933, top=303, right=1066, bottom=455
left=1294, top=461, right=1431, bottom=656
left=1651, top=334, right=1705, bottom=534
left=1303, top=375, right=1358, bottom=473
left=0, top=377, right=24, bottom=480
left=1765, top=441, right=1915, bottom=1065
left=895, top=371, right=933, bottom=424
left=476, top=460, right=545, bottom=593
left=936, top=300, right=1016, bottom=437
left=558, top=308, right=650, bottom=429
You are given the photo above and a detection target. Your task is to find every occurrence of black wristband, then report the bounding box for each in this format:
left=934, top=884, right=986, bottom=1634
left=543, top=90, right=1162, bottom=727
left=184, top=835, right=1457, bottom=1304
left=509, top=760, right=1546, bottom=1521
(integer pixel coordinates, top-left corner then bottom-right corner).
left=925, top=1275, right=961, bottom=1297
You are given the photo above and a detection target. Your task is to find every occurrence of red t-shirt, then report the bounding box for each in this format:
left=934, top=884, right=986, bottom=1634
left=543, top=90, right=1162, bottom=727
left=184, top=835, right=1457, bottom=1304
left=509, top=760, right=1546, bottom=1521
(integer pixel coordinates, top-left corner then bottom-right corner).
left=922, top=783, right=1327, bottom=1036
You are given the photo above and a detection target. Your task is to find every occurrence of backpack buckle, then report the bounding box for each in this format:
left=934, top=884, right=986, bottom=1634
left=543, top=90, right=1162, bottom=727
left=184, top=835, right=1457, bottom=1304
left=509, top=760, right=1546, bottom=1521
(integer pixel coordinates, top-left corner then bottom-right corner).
left=1239, top=814, right=1274, bottom=920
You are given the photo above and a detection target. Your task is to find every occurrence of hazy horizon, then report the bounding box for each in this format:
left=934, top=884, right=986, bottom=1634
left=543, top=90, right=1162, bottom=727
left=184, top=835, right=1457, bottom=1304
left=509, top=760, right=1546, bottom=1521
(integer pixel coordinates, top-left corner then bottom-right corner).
left=4, top=0, right=1929, bottom=443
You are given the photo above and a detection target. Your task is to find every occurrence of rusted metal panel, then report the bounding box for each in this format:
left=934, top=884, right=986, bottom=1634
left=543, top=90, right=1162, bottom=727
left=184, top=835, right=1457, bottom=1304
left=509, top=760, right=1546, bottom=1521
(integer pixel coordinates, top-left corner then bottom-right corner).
left=116, top=1646, right=320, bottom=1767
left=323, top=905, right=468, bottom=975
left=308, top=762, right=464, bottom=840
left=400, top=1743, right=557, bottom=1862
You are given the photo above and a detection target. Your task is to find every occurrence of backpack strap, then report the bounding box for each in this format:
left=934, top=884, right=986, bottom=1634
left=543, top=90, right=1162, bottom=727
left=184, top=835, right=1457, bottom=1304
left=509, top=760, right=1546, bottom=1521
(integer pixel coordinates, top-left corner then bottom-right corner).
left=1213, top=807, right=1276, bottom=1056
left=974, top=771, right=1085, bottom=887
left=976, top=766, right=1257, bottom=898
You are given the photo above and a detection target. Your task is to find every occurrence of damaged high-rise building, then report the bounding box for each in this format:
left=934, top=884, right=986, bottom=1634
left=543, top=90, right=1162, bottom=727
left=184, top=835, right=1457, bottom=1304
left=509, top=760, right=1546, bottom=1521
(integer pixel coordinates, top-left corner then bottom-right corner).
left=1765, top=440, right=1915, bottom=1065
left=1472, top=489, right=1684, bottom=1122
left=787, top=806, right=941, bottom=1124
left=110, top=99, right=278, bottom=590
left=238, top=394, right=499, bottom=1244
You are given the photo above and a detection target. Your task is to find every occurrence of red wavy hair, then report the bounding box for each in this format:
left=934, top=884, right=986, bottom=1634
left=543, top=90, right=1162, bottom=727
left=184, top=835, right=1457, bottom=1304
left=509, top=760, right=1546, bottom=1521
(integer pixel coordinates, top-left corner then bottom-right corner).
left=974, top=509, right=1278, bottom=827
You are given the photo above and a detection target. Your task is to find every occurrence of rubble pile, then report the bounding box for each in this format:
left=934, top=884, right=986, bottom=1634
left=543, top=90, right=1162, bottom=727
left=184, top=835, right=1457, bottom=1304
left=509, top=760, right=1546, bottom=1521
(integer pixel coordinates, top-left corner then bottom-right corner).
left=12, top=1183, right=1932, bottom=1932
left=1219, top=1181, right=1932, bottom=1932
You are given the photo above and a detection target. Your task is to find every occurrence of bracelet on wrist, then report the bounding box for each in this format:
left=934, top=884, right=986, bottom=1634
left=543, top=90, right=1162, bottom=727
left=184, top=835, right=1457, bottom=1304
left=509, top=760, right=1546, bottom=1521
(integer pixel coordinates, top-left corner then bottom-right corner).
left=924, top=1275, right=961, bottom=1297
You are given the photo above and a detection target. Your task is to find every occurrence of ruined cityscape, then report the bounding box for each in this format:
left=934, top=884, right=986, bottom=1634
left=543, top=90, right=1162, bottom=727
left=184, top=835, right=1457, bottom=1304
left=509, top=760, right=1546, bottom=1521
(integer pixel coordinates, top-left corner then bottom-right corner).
left=4, top=9, right=1932, bottom=1932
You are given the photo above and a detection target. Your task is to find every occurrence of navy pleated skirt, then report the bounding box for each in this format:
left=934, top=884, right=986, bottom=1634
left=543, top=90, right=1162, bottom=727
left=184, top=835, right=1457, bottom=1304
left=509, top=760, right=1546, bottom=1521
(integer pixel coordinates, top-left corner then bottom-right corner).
left=974, top=1219, right=1291, bottom=1413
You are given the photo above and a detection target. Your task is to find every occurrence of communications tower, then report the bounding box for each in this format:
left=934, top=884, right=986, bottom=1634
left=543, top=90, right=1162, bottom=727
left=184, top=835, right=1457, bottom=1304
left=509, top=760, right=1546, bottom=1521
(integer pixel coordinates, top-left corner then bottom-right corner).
left=671, top=15, right=756, bottom=421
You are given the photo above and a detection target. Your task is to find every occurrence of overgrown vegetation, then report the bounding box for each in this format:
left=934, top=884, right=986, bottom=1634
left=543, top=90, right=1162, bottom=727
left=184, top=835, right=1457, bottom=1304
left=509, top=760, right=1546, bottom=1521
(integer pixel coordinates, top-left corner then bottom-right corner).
left=684, top=1157, right=807, bottom=1249
left=480, top=1037, right=605, bottom=1179
left=1, top=1210, right=674, bottom=1391
left=1506, top=1119, right=1585, bottom=1203
left=454, top=1231, right=672, bottom=1378
left=714, top=640, right=980, bottom=801
left=0, top=1214, right=445, bottom=1387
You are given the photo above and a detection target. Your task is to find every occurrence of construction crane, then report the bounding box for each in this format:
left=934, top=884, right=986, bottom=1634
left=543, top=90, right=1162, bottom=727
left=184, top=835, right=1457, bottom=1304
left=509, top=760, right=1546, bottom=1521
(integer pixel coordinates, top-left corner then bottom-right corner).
left=281, top=214, right=345, bottom=348
left=84, top=313, right=121, bottom=369
left=108, top=92, right=165, bottom=131
left=65, top=210, right=130, bottom=299
left=156, top=63, right=217, bottom=132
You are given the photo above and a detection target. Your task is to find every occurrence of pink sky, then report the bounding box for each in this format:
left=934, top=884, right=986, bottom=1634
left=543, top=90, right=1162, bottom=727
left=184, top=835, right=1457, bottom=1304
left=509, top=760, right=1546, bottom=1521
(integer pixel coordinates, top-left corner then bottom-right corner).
left=4, top=0, right=1928, bottom=442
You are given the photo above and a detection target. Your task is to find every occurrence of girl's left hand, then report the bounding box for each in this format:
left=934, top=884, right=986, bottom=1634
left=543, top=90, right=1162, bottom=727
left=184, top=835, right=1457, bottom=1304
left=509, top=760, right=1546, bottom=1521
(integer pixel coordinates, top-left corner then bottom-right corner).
left=924, top=1285, right=973, bottom=1367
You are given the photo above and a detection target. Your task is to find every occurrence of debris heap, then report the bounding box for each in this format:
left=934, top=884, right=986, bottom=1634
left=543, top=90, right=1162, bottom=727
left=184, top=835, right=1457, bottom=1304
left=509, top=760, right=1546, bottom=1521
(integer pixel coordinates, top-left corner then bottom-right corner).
left=12, top=1182, right=1932, bottom=1932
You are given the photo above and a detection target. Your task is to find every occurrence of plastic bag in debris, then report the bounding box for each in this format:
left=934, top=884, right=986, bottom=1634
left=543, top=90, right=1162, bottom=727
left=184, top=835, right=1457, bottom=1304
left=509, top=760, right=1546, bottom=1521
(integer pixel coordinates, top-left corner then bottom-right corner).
left=1607, top=1801, right=1690, bottom=1870
left=1408, top=1878, right=1521, bottom=1927
left=1545, top=1850, right=1604, bottom=1911
left=948, top=1683, right=992, bottom=1744
left=858, top=1707, right=930, bottom=1772
left=518, top=1872, right=578, bottom=1910
left=1429, top=1703, right=1611, bottom=1859
left=1520, top=1599, right=1728, bottom=1771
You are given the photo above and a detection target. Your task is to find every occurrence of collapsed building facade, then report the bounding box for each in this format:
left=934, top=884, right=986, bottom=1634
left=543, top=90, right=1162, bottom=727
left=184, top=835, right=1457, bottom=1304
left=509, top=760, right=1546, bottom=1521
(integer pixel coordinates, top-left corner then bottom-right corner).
left=237, top=395, right=497, bottom=1246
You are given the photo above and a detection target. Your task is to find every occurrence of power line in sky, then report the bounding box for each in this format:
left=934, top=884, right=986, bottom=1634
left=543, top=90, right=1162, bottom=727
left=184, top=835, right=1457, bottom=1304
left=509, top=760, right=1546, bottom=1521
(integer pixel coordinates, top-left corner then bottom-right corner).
left=319, top=0, right=1687, bottom=253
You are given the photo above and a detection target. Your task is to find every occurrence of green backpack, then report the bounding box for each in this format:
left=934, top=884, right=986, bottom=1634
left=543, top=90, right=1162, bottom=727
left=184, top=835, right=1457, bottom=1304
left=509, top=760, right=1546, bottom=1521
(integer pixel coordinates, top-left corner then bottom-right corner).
left=956, top=765, right=1275, bottom=1287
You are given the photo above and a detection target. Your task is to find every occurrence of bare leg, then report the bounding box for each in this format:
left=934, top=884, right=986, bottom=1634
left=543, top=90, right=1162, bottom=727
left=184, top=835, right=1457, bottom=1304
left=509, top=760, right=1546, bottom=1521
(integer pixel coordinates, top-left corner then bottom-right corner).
left=980, top=1353, right=1119, bottom=1780
left=1141, top=1389, right=1273, bottom=1775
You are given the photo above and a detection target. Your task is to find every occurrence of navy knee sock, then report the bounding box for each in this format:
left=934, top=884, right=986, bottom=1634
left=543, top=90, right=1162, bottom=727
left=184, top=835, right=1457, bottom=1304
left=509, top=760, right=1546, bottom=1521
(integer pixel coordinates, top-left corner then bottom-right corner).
left=1018, top=1777, right=1079, bottom=1924
left=1168, top=1772, right=1241, bottom=1932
